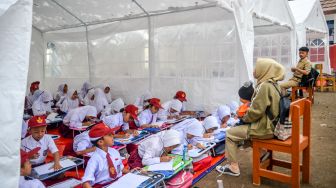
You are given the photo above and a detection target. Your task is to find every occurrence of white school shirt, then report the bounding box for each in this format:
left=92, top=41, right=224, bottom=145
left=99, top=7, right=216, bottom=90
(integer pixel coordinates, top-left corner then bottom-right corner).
left=82, top=147, right=123, bottom=185
left=19, top=176, right=45, bottom=188
left=138, top=132, right=165, bottom=166
left=21, top=135, right=58, bottom=165
left=73, top=131, right=93, bottom=155
left=102, top=113, right=128, bottom=131
left=21, top=120, right=28, bottom=139
left=138, top=109, right=158, bottom=126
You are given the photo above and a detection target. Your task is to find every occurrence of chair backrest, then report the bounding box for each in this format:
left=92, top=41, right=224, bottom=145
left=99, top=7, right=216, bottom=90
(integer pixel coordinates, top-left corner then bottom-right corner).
left=315, top=63, right=323, bottom=74
left=289, top=99, right=311, bottom=147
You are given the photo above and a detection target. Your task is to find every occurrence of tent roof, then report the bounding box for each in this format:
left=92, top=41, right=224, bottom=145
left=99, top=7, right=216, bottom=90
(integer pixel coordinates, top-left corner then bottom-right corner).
left=289, top=0, right=328, bottom=33
left=32, top=0, right=224, bottom=33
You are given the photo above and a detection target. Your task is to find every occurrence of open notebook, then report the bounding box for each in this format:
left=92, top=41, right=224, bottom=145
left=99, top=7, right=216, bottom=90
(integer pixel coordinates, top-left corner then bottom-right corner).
left=48, top=178, right=82, bottom=188
left=33, top=159, right=76, bottom=176
left=106, top=173, right=149, bottom=188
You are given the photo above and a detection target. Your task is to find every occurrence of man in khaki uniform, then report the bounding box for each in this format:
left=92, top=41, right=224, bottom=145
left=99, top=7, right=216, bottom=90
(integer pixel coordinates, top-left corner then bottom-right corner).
left=216, top=58, right=285, bottom=177
left=280, top=47, right=312, bottom=94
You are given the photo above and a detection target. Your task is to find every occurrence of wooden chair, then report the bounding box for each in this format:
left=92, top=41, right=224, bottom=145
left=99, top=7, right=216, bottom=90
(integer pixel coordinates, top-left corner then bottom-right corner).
left=315, top=64, right=336, bottom=92
left=291, top=86, right=314, bottom=104
left=252, top=98, right=311, bottom=188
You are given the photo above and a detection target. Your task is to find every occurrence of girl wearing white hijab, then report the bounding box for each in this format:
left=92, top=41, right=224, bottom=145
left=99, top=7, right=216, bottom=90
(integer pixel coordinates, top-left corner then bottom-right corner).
left=63, top=106, right=97, bottom=128
left=100, top=98, right=125, bottom=119
left=56, top=89, right=79, bottom=113
left=32, top=91, right=53, bottom=116
left=128, top=129, right=181, bottom=168
left=158, top=99, right=183, bottom=121
left=92, top=88, right=109, bottom=114
left=54, top=84, right=68, bottom=102
left=214, top=105, right=237, bottom=128
left=100, top=85, right=113, bottom=104
left=79, top=82, right=93, bottom=103
left=83, top=89, right=95, bottom=106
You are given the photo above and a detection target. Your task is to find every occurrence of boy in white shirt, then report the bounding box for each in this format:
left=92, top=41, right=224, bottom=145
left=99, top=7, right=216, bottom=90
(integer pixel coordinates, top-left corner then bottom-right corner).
left=21, top=116, right=61, bottom=170
left=82, top=123, right=128, bottom=187
left=19, top=148, right=45, bottom=188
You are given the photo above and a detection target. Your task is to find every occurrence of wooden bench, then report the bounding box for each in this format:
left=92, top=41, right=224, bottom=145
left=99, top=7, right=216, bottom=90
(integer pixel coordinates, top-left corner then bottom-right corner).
left=252, top=98, right=311, bottom=188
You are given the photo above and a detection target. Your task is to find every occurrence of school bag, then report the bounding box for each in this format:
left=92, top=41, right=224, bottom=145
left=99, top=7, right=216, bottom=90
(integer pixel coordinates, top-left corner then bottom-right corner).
left=299, top=67, right=320, bottom=87
left=166, top=170, right=193, bottom=188
left=266, top=82, right=292, bottom=141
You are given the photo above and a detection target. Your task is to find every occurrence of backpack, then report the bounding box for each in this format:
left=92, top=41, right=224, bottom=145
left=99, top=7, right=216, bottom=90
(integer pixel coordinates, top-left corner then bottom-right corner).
left=299, top=67, right=320, bottom=87
left=266, top=82, right=292, bottom=140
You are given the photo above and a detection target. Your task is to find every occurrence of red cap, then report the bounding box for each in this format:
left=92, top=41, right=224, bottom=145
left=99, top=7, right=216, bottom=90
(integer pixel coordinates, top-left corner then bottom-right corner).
left=149, top=98, right=163, bottom=109
left=89, top=123, right=116, bottom=141
left=28, top=116, right=47, bottom=128
left=30, top=81, right=40, bottom=90
left=20, top=147, right=40, bottom=165
left=175, top=91, right=187, bottom=102
left=124, top=104, right=138, bottom=120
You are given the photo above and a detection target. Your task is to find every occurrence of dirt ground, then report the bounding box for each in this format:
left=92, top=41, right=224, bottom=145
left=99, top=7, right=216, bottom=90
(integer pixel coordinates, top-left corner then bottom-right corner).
left=195, top=92, right=336, bottom=188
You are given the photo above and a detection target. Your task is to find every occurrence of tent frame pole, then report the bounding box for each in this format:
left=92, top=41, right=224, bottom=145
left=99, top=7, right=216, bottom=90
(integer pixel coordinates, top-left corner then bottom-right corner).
left=132, top=0, right=154, bottom=92
left=50, top=0, right=92, bottom=83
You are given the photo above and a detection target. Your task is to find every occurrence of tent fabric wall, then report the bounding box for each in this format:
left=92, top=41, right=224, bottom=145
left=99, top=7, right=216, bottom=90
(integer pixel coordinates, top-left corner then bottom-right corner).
left=289, top=0, right=331, bottom=74
left=0, top=0, right=32, bottom=186
left=30, top=2, right=250, bottom=112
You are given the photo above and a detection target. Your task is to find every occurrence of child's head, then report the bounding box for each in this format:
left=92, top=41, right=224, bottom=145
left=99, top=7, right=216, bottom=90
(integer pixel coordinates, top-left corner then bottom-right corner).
left=89, top=123, right=115, bottom=148
left=174, top=91, right=187, bottom=102
left=162, top=130, right=181, bottom=153
left=123, top=104, right=138, bottom=123
left=84, top=106, right=97, bottom=121
left=203, top=116, right=220, bottom=133
left=217, top=105, right=231, bottom=124
left=63, top=84, right=68, bottom=94
left=71, top=90, right=78, bottom=100
left=149, top=98, right=163, bottom=114
left=186, top=119, right=204, bottom=139
left=28, top=116, right=48, bottom=141
left=238, top=81, right=254, bottom=102
left=104, top=86, right=110, bottom=94
left=169, top=99, right=182, bottom=114
left=20, top=148, right=40, bottom=176
left=41, top=91, right=52, bottom=105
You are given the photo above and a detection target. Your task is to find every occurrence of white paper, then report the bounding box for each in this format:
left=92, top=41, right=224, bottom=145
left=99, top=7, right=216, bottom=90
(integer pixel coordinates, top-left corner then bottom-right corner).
left=33, top=159, right=76, bottom=176
left=46, top=113, right=58, bottom=121
left=150, top=121, right=165, bottom=127
left=106, top=173, right=150, bottom=188
left=188, top=149, right=200, bottom=158
left=147, top=160, right=173, bottom=171
left=48, top=178, right=82, bottom=188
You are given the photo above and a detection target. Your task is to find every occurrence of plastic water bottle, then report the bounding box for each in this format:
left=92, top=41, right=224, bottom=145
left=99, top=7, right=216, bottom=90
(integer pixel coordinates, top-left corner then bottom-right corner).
left=217, top=180, right=224, bottom=188
left=183, top=145, right=188, bottom=162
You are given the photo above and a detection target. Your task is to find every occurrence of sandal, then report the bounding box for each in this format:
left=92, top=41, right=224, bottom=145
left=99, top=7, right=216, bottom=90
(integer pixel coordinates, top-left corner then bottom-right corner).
left=216, top=164, right=240, bottom=177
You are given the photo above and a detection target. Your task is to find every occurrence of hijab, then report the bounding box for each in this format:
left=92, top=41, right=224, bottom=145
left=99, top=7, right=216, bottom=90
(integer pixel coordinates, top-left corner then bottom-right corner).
left=92, top=88, right=109, bottom=113
left=57, top=89, right=79, bottom=113
left=254, top=58, right=285, bottom=85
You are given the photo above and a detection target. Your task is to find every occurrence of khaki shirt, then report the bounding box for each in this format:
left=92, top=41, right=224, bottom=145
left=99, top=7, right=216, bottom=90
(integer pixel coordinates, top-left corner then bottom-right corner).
left=242, top=80, right=280, bottom=137
left=291, top=58, right=312, bottom=82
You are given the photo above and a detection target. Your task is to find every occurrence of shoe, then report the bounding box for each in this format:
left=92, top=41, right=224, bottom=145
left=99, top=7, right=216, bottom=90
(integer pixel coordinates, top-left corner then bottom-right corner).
left=216, top=164, right=240, bottom=177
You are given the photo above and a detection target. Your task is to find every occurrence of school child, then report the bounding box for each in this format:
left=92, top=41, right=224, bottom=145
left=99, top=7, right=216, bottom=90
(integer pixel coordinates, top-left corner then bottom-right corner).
left=237, top=81, right=254, bottom=118
left=56, top=89, right=79, bottom=114
left=21, top=116, right=61, bottom=170
left=183, top=119, right=206, bottom=150
left=174, top=91, right=187, bottom=111
left=102, top=104, right=139, bottom=138
left=101, top=85, right=113, bottom=104
left=19, top=148, right=45, bottom=188
left=32, top=91, right=53, bottom=116
left=128, top=129, right=181, bottom=168
left=83, top=89, right=95, bottom=106
left=101, top=98, right=125, bottom=119
left=91, top=88, right=109, bottom=115
left=158, top=99, right=183, bottom=121
left=79, top=82, right=93, bottom=104
left=25, top=81, right=41, bottom=111
left=137, top=98, right=163, bottom=128
left=202, top=116, right=226, bottom=141
left=214, top=105, right=235, bottom=128
left=21, top=119, right=28, bottom=139
left=54, top=84, right=68, bottom=102
left=63, top=106, right=97, bottom=128
left=73, top=130, right=95, bottom=156
left=82, top=123, right=127, bottom=187
left=134, top=91, right=152, bottom=111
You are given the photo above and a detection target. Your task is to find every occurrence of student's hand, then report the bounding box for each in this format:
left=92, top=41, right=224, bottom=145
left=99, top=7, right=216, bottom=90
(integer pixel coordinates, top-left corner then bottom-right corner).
left=203, top=133, right=212, bottom=138
left=31, top=153, right=40, bottom=159
left=123, top=133, right=130, bottom=139
left=196, top=143, right=206, bottom=149
left=132, top=131, right=139, bottom=137
left=187, top=144, right=193, bottom=150
left=82, top=121, right=91, bottom=126
left=50, top=162, right=62, bottom=171
left=221, top=123, right=227, bottom=128
left=160, top=156, right=174, bottom=162
left=122, top=166, right=130, bottom=174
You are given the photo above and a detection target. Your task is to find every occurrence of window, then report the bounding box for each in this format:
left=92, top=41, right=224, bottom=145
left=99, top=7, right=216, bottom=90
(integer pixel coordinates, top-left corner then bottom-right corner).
left=327, top=20, right=334, bottom=44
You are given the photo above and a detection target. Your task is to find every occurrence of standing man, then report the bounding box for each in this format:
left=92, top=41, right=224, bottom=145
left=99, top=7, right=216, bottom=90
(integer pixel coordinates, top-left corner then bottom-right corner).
left=280, top=47, right=312, bottom=94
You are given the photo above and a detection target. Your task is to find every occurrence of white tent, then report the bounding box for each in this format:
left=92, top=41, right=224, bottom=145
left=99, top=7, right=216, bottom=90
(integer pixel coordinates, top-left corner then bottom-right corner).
left=289, top=0, right=331, bottom=73
left=28, top=0, right=250, bottom=112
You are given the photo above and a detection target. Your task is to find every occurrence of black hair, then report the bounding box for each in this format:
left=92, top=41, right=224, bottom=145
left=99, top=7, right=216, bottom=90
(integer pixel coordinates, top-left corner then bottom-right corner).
left=119, top=108, right=125, bottom=113
left=91, top=138, right=103, bottom=148
left=299, top=46, right=309, bottom=52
